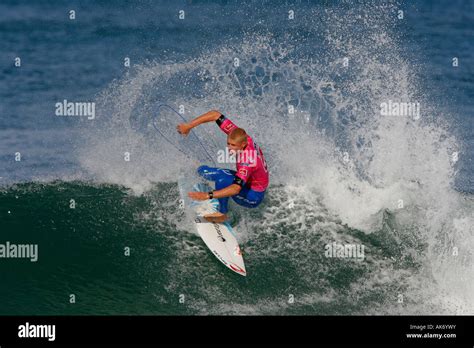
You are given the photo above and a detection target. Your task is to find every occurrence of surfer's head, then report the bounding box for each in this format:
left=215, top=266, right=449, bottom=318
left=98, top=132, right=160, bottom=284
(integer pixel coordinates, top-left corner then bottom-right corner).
left=227, top=128, right=247, bottom=154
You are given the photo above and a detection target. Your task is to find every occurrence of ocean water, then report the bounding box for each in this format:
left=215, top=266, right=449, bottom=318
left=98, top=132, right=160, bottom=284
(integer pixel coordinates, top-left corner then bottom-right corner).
left=0, top=0, right=473, bottom=315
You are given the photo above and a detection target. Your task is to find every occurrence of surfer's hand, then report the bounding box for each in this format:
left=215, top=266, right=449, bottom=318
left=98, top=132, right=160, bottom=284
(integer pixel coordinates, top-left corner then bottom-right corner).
left=188, top=191, right=209, bottom=201
left=177, top=123, right=191, bottom=136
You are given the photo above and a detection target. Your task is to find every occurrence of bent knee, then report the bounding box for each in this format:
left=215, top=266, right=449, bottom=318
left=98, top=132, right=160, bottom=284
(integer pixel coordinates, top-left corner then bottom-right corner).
left=197, top=165, right=211, bottom=174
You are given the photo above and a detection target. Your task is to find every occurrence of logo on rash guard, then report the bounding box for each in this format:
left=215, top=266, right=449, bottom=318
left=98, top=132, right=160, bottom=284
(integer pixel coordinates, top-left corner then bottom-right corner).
left=238, top=168, right=248, bottom=177
left=224, top=123, right=235, bottom=132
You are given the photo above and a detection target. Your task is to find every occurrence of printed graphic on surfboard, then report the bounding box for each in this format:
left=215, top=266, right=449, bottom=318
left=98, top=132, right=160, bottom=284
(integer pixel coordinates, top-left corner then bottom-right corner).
left=178, top=177, right=246, bottom=276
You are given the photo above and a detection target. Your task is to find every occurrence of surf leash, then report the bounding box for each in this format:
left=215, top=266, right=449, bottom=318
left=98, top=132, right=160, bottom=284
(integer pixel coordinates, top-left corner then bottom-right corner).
left=152, top=104, right=216, bottom=166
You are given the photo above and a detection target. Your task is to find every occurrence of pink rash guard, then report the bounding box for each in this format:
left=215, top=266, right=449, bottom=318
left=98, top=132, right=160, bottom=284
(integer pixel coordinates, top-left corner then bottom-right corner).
left=217, top=115, right=269, bottom=192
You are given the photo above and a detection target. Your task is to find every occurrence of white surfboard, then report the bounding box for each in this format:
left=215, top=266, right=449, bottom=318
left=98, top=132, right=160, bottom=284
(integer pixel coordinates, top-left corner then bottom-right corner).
left=178, top=177, right=246, bottom=276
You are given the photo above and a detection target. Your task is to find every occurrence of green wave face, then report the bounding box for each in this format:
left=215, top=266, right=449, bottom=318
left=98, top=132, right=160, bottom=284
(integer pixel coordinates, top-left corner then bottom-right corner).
left=1, top=181, right=452, bottom=315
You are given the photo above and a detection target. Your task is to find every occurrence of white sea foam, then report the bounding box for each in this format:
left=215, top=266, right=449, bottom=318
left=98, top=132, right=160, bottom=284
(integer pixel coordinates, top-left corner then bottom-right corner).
left=77, top=3, right=473, bottom=314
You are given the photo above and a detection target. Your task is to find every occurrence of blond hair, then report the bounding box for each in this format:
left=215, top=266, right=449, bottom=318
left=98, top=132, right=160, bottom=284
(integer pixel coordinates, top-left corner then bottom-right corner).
left=229, top=128, right=247, bottom=144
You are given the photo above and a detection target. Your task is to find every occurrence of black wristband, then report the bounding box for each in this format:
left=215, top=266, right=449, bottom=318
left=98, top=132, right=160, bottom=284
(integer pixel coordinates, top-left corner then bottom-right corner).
left=208, top=191, right=214, bottom=199
left=233, top=176, right=244, bottom=187
left=216, top=114, right=226, bottom=126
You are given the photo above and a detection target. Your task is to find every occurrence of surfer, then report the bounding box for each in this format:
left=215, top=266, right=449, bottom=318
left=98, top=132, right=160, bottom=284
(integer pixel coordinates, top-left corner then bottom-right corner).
left=177, top=110, right=269, bottom=223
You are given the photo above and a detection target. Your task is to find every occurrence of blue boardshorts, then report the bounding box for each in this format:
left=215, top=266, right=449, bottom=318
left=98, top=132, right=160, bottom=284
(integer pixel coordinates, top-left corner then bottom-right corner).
left=197, top=165, right=265, bottom=214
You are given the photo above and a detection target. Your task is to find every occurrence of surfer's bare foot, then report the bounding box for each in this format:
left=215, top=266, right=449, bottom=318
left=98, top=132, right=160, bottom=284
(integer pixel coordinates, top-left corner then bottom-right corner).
left=204, top=212, right=228, bottom=223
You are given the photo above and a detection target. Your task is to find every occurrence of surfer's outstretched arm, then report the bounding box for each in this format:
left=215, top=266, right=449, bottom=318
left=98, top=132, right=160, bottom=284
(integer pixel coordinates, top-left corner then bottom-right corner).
left=177, top=110, right=221, bottom=135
